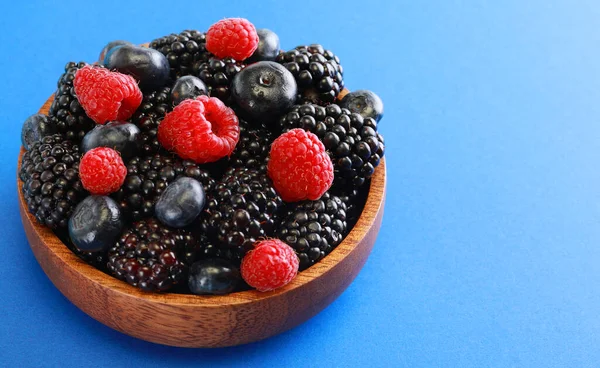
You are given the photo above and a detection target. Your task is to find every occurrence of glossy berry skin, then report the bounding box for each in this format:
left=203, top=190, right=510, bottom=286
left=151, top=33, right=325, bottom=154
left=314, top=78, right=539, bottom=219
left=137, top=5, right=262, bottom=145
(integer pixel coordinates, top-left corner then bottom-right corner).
left=278, top=192, right=348, bottom=270
left=21, top=114, right=56, bottom=150
left=111, top=153, right=215, bottom=221
left=81, top=121, right=141, bottom=161
left=231, top=61, right=297, bottom=122
left=229, top=119, right=273, bottom=173
left=278, top=104, right=385, bottom=189
left=241, top=239, right=299, bottom=292
left=107, top=218, right=191, bottom=292
left=98, top=40, right=134, bottom=64
left=48, top=62, right=95, bottom=142
left=188, top=258, right=241, bottom=295
left=150, top=30, right=211, bottom=79
left=171, top=76, right=208, bottom=105
left=339, top=90, right=384, bottom=122
left=79, top=147, right=127, bottom=195
left=268, top=129, right=333, bottom=202
left=194, top=57, right=245, bottom=102
left=201, top=167, right=284, bottom=263
left=247, top=29, right=280, bottom=63
left=68, top=195, right=124, bottom=252
left=276, top=44, right=344, bottom=105
left=19, top=134, right=87, bottom=229
left=105, top=45, right=170, bottom=92
left=155, top=177, right=205, bottom=228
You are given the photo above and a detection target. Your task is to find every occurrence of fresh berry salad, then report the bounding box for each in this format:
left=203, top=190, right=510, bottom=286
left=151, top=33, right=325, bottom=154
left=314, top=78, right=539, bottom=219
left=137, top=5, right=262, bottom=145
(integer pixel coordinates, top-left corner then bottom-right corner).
left=19, top=18, right=385, bottom=295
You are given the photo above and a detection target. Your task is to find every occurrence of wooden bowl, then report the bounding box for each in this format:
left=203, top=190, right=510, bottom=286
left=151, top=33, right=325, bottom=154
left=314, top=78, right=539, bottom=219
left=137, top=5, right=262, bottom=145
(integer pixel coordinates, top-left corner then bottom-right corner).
left=17, top=96, right=386, bottom=348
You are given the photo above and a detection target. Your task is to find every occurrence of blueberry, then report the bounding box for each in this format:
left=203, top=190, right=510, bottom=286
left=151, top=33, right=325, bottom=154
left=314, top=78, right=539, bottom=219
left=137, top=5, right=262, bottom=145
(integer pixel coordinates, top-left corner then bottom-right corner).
left=339, top=90, right=384, bottom=122
left=105, top=45, right=170, bottom=91
left=155, top=177, right=205, bottom=228
left=247, top=29, right=280, bottom=63
left=231, top=61, right=297, bottom=122
left=21, top=114, right=56, bottom=150
left=81, top=121, right=141, bottom=160
left=98, top=40, right=134, bottom=65
left=68, top=196, right=124, bottom=252
left=188, top=259, right=241, bottom=295
left=171, top=76, right=208, bottom=105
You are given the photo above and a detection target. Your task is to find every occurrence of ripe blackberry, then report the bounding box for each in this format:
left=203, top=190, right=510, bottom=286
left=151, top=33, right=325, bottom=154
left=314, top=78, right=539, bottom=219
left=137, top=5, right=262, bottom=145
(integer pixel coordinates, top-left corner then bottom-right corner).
left=278, top=192, right=348, bottom=270
left=131, top=86, right=172, bottom=154
left=276, top=44, right=344, bottom=105
left=111, top=153, right=216, bottom=221
left=48, top=62, right=95, bottom=142
left=181, top=233, right=234, bottom=265
left=19, top=134, right=87, bottom=229
left=193, top=57, right=245, bottom=102
left=332, top=185, right=369, bottom=230
left=278, top=103, right=385, bottom=188
left=228, top=119, right=273, bottom=172
left=107, top=218, right=192, bottom=291
left=201, top=167, right=283, bottom=262
left=150, top=30, right=211, bottom=79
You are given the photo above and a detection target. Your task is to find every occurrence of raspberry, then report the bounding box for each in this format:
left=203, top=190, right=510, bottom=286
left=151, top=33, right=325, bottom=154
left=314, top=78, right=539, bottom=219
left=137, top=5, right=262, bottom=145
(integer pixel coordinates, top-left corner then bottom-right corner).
left=79, top=147, right=127, bottom=195
left=240, top=239, right=299, bottom=292
left=158, top=96, right=240, bottom=163
left=73, top=65, right=143, bottom=124
left=267, top=128, right=334, bottom=202
left=206, top=18, right=259, bottom=60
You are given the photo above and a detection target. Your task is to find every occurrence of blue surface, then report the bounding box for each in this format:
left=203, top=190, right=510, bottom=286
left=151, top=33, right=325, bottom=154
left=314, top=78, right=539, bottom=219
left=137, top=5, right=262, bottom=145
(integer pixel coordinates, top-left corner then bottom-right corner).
left=1, top=1, right=600, bottom=367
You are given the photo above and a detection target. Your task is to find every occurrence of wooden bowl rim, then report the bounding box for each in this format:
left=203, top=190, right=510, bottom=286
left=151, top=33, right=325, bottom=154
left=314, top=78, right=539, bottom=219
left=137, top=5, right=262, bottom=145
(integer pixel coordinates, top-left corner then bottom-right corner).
left=18, top=95, right=386, bottom=308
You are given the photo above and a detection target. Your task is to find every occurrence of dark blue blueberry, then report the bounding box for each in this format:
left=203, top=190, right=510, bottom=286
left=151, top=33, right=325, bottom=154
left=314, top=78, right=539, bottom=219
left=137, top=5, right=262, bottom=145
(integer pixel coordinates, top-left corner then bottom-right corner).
left=81, top=121, right=141, bottom=160
left=171, top=75, right=208, bottom=105
left=21, top=114, right=56, bottom=150
left=105, top=45, right=170, bottom=91
left=247, top=29, right=280, bottom=63
left=68, top=196, right=124, bottom=252
left=232, top=61, right=297, bottom=122
left=99, top=40, right=134, bottom=65
left=155, top=177, right=205, bottom=228
left=339, top=90, right=384, bottom=122
left=188, top=259, right=241, bottom=295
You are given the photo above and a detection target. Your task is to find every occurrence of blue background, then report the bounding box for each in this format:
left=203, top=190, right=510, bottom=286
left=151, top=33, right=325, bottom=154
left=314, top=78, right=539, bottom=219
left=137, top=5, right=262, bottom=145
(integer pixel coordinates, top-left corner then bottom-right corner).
left=1, top=0, right=600, bottom=366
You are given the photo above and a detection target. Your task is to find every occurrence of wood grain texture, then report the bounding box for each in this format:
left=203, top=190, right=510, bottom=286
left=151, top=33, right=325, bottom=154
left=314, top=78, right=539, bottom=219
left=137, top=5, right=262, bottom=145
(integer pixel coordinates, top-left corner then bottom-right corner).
left=17, top=95, right=386, bottom=348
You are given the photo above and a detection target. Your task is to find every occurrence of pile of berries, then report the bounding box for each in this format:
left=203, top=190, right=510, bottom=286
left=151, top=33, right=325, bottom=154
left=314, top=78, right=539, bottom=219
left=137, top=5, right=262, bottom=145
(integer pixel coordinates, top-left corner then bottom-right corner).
left=19, top=18, right=385, bottom=295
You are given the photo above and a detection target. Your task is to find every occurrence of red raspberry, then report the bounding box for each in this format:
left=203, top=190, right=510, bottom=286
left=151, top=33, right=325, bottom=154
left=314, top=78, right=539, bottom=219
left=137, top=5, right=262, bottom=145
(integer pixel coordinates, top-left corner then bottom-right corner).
left=73, top=65, right=143, bottom=124
left=267, top=128, right=334, bottom=202
left=241, top=239, right=299, bottom=292
left=79, top=147, right=127, bottom=195
left=206, top=18, right=259, bottom=60
left=157, top=96, right=240, bottom=163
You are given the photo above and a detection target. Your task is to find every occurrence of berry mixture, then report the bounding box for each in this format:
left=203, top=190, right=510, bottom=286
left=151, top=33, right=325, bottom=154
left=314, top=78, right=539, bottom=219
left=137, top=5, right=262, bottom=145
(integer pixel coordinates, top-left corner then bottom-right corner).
left=19, top=18, right=385, bottom=295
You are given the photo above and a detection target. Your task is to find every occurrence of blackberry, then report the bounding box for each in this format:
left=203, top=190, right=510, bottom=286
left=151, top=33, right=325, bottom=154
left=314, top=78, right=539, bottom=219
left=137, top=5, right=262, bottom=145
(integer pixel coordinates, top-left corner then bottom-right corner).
left=48, top=62, right=95, bottom=142
left=276, top=44, right=344, bottom=105
left=111, top=153, right=216, bottom=221
left=228, top=120, right=273, bottom=173
left=150, top=30, right=211, bottom=79
left=19, top=134, right=87, bottom=229
left=201, top=167, right=283, bottom=262
left=107, top=218, right=191, bottom=291
left=131, top=86, right=173, bottom=154
left=278, top=192, right=348, bottom=270
left=332, top=185, right=369, bottom=230
left=181, top=233, right=233, bottom=265
left=278, top=103, right=385, bottom=188
left=193, top=57, right=245, bottom=102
